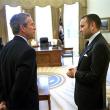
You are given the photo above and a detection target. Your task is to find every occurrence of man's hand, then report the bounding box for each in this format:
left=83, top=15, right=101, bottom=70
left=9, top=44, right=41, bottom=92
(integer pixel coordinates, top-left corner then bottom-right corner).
left=66, top=67, right=77, bottom=78
left=0, top=101, right=7, bottom=110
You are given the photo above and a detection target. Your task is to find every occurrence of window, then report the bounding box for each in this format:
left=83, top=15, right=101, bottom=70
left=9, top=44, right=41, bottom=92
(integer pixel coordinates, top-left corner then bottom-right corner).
left=6, top=5, right=21, bottom=41
left=64, top=2, right=79, bottom=55
left=35, top=6, right=53, bottom=43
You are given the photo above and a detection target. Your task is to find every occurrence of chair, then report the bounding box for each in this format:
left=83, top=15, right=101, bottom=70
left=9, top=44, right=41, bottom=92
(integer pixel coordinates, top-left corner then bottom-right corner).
left=40, top=37, right=49, bottom=47
left=62, top=47, right=73, bottom=64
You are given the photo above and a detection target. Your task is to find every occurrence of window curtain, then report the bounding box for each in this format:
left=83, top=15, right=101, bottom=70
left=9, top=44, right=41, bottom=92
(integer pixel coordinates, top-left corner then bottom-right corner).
left=0, top=6, right=8, bottom=45
left=79, top=0, right=87, bottom=54
left=51, top=7, right=59, bottom=39
left=0, top=0, right=79, bottom=9
left=35, top=6, right=53, bottom=42
left=22, top=7, right=35, bottom=22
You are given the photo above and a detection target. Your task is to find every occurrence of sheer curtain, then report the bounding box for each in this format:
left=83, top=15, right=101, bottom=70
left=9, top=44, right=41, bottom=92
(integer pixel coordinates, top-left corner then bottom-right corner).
left=64, top=2, right=79, bottom=55
left=5, top=5, right=21, bottom=41
left=35, top=6, right=53, bottom=43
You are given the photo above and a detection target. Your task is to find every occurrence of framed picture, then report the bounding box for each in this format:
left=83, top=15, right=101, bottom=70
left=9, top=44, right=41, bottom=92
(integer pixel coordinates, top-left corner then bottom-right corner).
left=101, top=17, right=110, bottom=32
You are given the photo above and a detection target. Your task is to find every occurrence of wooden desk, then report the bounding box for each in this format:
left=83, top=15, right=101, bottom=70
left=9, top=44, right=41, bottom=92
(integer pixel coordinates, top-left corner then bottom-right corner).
left=35, top=47, right=62, bottom=67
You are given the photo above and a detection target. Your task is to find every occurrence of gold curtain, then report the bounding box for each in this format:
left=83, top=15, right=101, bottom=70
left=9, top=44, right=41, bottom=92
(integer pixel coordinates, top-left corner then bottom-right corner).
left=0, top=6, right=8, bottom=45
left=22, top=7, right=35, bottom=22
left=0, top=0, right=78, bottom=10
left=79, top=0, right=87, bottom=54
left=51, top=7, right=59, bottom=39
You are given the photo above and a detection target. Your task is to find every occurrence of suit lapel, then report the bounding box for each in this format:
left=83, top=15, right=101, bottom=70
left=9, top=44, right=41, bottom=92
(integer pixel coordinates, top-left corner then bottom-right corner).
left=78, top=44, right=91, bottom=64
left=78, top=33, right=102, bottom=68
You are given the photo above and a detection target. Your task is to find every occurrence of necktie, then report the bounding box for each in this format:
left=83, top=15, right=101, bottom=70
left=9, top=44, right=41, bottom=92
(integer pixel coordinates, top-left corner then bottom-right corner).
left=78, top=40, right=89, bottom=64
left=85, top=41, right=89, bottom=48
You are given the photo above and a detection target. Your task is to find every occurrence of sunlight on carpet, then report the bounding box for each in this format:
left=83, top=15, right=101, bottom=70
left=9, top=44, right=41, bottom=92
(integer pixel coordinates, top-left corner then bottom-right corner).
left=38, top=70, right=78, bottom=110
left=37, top=63, right=110, bottom=110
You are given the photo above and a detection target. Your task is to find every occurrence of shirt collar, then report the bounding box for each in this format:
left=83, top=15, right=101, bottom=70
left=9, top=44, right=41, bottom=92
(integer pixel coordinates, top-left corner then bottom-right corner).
left=88, top=31, right=100, bottom=45
left=16, top=35, right=28, bottom=44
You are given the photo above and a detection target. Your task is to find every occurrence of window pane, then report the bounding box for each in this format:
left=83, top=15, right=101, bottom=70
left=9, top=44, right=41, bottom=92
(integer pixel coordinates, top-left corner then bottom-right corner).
left=35, top=6, right=53, bottom=43
left=64, top=2, right=79, bottom=55
left=6, top=5, right=21, bottom=41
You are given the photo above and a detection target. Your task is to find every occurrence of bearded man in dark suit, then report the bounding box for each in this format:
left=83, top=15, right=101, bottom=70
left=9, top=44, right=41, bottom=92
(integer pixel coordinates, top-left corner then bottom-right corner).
left=67, top=14, right=110, bottom=110
left=0, top=13, right=39, bottom=110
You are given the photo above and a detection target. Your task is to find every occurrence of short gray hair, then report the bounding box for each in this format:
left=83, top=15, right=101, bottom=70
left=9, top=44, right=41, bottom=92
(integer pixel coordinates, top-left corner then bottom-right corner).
left=10, top=13, right=31, bottom=34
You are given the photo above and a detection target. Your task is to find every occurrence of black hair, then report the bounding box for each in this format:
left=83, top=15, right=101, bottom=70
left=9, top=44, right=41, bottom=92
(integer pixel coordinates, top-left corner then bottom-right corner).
left=82, top=14, right=101, bottom=29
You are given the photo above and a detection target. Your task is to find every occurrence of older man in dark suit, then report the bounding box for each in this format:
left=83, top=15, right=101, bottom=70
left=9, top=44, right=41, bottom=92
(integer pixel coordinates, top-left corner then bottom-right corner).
left=0, top=13, right=39, bottom=110
left=67, top=14, right=110, bottom=110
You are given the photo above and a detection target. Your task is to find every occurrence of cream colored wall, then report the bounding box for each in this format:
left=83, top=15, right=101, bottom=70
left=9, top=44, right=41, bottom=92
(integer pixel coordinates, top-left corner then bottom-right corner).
left=87, top=0, right=110, bottom=43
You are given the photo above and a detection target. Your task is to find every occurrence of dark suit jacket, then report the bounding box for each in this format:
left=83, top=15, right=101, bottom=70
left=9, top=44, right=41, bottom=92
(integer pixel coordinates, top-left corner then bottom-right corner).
left=0, top=36, right=39, bottom=110
left=74, top=33, right=110, bottom=110
left=0, top=43, right=3, bottom=53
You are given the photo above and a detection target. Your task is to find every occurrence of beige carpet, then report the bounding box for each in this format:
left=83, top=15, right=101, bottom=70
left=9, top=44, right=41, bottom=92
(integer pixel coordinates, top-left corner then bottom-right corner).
left=37, top=64, right=110, bottom=110
left=37, top=66, right=78, bottom=110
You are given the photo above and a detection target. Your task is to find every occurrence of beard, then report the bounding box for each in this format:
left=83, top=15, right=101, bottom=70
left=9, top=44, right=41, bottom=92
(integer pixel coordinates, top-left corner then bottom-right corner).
left=83, top=31, right=93, bottom=39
